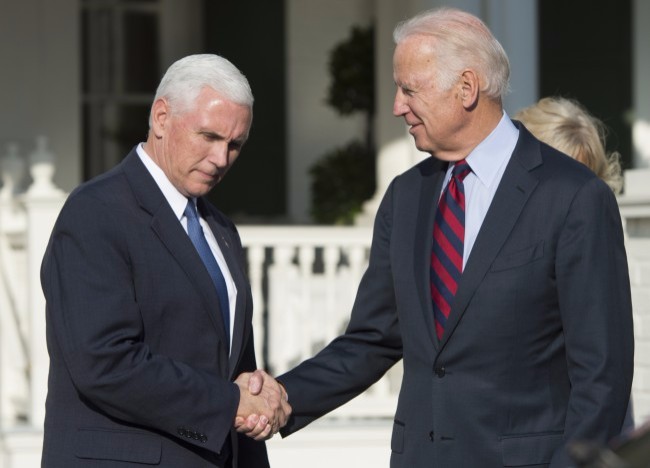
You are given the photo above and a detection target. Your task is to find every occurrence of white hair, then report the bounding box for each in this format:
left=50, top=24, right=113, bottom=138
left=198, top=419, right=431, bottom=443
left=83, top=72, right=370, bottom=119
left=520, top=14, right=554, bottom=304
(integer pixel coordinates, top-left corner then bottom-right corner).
left=393, top=7, right=510, bottom=100
left=150, top=54, right=253, bottom=124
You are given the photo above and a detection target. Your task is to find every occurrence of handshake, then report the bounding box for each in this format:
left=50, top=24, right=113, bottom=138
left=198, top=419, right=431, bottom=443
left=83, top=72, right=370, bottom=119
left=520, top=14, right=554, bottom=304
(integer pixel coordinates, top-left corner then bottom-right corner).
left=234, top=370, right=292, bottom=441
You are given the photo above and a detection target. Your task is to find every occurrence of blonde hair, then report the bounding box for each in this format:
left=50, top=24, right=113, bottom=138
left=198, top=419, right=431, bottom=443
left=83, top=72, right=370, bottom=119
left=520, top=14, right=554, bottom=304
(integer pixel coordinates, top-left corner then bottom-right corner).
left=515, top=97, right=622, bottom=194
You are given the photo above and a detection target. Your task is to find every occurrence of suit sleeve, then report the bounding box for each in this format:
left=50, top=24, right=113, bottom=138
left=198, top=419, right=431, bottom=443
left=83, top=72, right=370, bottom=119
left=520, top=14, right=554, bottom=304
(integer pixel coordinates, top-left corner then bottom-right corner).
left=551, top=177, right=634, bottom=466
left=41, top=192, right=239, bottom=455
left=279, top=180, right=403, bottom=436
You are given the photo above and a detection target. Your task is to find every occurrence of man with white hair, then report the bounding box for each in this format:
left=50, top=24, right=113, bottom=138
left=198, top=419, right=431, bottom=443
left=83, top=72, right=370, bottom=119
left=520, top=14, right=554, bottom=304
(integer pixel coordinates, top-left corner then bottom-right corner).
left=242, top=7, right=633, bottom=467
left=41, top=54, right=290, bottom=467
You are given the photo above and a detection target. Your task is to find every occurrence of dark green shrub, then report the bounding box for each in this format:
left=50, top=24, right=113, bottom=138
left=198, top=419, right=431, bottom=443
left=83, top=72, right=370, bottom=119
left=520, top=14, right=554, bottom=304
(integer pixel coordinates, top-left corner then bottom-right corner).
left=310, top=24, right=376, bottom=224
left=310, top=140, right=375, bottom=225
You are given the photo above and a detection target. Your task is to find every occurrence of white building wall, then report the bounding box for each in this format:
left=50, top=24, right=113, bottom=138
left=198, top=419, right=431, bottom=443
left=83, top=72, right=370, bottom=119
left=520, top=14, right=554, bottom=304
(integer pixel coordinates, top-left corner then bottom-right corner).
left=633, top=0, right=650, bottom=167
left=0, top=0, right=81, bottom=193
left=620, top=168, right=650, bottom=426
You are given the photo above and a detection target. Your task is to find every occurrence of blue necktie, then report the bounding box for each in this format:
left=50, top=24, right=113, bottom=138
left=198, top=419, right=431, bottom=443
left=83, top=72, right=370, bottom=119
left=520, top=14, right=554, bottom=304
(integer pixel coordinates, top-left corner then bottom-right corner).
left=184, top=199, right=230, bottom=345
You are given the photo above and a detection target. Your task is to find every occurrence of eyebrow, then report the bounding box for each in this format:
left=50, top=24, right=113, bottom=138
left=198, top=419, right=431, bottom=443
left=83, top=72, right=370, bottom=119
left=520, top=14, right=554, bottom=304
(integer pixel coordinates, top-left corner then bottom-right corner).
left=199, top=130, right=247, bottom=146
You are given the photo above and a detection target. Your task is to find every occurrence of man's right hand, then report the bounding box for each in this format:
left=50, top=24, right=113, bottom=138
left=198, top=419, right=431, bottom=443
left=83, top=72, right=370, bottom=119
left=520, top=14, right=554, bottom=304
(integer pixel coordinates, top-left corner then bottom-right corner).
left=233, top=370, right=291, bottom=441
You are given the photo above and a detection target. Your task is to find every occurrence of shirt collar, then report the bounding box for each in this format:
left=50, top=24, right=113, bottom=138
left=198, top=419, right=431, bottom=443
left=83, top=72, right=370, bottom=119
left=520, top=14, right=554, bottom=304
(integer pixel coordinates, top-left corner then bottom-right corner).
left=136, top=143, right=189, bottom=222
left=464, top=112, right=519, bottom=189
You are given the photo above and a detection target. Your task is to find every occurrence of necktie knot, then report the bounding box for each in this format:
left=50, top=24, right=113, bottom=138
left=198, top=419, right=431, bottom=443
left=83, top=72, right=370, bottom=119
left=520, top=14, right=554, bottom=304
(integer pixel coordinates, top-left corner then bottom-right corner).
left=452, top=160, right=472, bottom=182
left=184, top=199, right=199, bottom=220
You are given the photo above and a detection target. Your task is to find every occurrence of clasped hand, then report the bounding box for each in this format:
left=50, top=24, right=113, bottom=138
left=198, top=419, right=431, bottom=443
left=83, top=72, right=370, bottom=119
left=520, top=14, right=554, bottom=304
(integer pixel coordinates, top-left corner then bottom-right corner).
left=234, top=369, right=291, bottom=440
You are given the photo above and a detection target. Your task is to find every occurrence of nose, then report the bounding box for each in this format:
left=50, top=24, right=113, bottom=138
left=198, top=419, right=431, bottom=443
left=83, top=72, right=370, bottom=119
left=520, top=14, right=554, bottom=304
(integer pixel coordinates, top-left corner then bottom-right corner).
left=208, top=142, right=230, bottom=168
left=393, top=88, right=408, bottom=117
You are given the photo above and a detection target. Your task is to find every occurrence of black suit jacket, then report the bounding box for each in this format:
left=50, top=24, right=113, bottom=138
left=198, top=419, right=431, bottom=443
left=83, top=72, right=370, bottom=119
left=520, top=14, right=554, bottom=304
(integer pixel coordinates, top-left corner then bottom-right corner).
left=40, top=149, right=268, bottom=467
left=279, top=124, right=634, bottom=467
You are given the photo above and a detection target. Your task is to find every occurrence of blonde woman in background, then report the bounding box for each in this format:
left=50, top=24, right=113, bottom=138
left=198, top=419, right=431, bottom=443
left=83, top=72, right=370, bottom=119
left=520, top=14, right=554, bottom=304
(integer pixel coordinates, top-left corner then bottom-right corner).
left=516, top=96, right=623, bottom=194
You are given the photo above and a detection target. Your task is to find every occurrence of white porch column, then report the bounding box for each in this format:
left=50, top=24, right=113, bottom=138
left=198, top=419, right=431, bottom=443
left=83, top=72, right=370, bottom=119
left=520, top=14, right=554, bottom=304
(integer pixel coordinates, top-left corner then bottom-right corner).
left=22, top=140, right=66, bottom=428
left=23, top=198, right=63, bottom=429
left=618, top=167, right=650, bottom=425
left=632, top=0, right=650, bottom=168
left=483, top=0, right=538, bottom=115
left=0, top=143, right=30, bottom=427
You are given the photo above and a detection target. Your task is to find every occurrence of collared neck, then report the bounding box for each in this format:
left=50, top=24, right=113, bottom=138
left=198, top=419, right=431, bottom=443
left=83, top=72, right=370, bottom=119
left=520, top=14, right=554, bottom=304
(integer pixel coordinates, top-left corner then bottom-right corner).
left=136, top=143, right=189, bottom=222
left=463, top=112, right=519, bottom=190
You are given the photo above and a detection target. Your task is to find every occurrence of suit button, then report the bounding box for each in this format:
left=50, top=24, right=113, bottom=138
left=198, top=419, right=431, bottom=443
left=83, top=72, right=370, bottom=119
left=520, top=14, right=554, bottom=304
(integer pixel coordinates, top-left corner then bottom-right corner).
left=435, top=366, right=446, bottom=377
left=429, top=431, right=434, bottom=442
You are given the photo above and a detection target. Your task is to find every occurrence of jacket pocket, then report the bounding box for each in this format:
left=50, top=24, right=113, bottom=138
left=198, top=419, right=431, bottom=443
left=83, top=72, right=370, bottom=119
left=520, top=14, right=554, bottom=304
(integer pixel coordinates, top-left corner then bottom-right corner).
left=391, top=420, right=405, bottom=454
left=500, top=431, right=563, bottom=467
left=491, top=241, right=544, bottom=272
left=75, top=428, right=162, bottom=465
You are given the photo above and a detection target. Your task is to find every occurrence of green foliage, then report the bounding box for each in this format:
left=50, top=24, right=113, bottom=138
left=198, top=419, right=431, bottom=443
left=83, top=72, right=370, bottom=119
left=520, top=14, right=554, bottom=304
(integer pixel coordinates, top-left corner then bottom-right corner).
left=326, top=25, right=375, bottom=117
left=310, top=24, right=376, bottom=224
left=310, top=140, right=375, bottom=225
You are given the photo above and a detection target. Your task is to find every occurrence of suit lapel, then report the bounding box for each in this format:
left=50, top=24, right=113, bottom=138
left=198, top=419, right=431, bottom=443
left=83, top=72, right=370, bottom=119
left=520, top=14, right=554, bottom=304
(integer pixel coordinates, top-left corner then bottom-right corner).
left=413, top=159, right=448, bottom=351
left=439, top=125, right=542, bottom=348
left=121, top=151, right=231, bottom=357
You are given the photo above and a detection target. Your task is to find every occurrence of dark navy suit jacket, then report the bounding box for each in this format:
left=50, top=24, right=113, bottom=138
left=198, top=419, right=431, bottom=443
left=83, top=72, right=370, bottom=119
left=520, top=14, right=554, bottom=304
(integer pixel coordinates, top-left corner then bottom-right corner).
left=280, top=123, right=634, bottom=467
left=41, top=149, right=268, bottom=467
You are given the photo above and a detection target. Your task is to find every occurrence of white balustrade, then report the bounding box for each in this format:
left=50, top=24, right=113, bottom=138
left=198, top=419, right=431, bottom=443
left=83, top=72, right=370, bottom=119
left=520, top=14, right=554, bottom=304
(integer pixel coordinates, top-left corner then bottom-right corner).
left=239, top=225, right=400, bottom=419
left=0, top=136, right=65, bottom=465
left=0, top=143, right=30, bottom=427
left=239, top=227, right=367, bottom=366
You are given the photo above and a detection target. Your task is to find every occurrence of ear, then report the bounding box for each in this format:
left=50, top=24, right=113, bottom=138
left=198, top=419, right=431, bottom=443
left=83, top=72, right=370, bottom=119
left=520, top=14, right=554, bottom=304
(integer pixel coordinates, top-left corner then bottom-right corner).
left=459, top=69, right=479, bottom=109
left=150, top=98, right=170, bottom=138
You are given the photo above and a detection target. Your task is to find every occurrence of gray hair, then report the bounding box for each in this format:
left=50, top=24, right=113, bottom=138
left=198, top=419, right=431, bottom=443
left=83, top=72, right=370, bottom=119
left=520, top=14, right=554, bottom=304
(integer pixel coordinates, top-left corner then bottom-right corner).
left=393, top=7, right=510, bottom=100
left=151, top=54, right=253, bottom=124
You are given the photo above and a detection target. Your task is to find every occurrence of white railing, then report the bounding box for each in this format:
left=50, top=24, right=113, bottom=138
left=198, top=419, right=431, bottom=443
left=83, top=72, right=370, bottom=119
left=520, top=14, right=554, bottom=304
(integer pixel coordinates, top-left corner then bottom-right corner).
left=240, top=225, right=401, bottom=419
left=0, top=138, right=65, bottom=468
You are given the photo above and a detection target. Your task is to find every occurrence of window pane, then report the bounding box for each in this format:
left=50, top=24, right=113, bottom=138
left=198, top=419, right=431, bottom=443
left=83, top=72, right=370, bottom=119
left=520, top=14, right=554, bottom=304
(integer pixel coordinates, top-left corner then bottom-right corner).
left=81, top=8, right=115, bottom=94
left=118, top=104, right=151, bottom=152
left=123, top=11, right=160, bottom=93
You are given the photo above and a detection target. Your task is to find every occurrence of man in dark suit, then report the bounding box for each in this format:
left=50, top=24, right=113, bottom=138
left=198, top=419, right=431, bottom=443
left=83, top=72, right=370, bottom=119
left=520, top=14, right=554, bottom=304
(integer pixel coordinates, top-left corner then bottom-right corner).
left=240, top=7, right=634, bottom=467
left=40, top=54, right=289, bottom=467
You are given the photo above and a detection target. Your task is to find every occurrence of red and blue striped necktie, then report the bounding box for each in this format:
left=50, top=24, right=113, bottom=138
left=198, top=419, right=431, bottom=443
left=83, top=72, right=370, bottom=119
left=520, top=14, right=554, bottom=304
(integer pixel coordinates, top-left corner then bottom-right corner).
left=431, top=160, right=472, bottom=340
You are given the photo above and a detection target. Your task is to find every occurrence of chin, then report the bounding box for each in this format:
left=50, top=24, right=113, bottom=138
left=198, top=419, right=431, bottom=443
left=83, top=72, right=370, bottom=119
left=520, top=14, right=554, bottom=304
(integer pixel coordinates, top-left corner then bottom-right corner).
left=413, top=140, right=433, bottom=154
